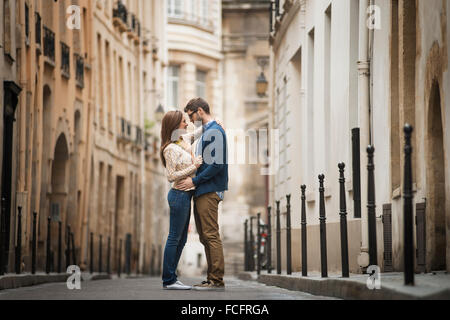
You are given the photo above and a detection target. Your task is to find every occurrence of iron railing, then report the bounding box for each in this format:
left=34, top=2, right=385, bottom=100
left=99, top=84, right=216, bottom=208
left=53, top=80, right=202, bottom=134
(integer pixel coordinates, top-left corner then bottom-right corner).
left=61, top=42, right=70, bottom=77
left=244, top=124, right=417, bottom=287
left=75, top=53, right=84, bottom=88
left=43, top=26, right=55, bottom=62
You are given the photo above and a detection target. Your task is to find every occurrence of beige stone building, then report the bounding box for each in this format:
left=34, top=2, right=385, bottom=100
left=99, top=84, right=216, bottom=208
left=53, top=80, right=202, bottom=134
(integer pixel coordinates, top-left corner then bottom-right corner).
left=0, top=0, right=94, bottom=273
left=0, top=0, right=167, bottom=275
left=85, top=0, right=168, bottom=275
left=268, top=0, right=450, bottom=275
left=1, top=0, right=24, bottom=273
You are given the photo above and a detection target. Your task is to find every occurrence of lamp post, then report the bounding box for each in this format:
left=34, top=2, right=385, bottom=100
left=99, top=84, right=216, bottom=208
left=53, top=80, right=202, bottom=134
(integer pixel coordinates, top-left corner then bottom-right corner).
left=256, top=72, right=268, bottom=97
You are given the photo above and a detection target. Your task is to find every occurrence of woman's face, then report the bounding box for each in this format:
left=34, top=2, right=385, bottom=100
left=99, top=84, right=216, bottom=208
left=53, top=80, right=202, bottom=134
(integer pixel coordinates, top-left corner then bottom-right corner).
left=178, top=114, right=188, bottom=130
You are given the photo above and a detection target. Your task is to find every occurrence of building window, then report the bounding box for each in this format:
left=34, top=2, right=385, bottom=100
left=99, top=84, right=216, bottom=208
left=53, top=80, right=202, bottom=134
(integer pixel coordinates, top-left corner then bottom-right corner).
left=3, top=0, right=12, bottom=57
left=168, top=0, right=182, bottom=18
left=196, top=70, right=207, bottom=99
left=167, top=65, right=180, bottom=109
left=190, top=0, right=197, bottom=21
left=201, top=0, right=209, bottom=25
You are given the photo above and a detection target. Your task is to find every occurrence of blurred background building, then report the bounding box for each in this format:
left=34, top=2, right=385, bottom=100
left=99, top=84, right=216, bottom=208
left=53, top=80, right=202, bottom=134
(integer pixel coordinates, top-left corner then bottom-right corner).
left=163, top=0, right=271, bottom=277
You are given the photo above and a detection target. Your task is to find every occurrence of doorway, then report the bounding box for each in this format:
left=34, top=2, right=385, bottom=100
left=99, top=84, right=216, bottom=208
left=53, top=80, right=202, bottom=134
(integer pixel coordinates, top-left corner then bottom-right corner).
left=427, top=81, right=447, bottom=271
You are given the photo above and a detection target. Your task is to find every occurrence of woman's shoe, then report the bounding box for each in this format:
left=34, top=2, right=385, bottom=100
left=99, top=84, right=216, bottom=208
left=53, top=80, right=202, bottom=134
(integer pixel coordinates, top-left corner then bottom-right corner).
left=163, top=281, right=192, bottom=290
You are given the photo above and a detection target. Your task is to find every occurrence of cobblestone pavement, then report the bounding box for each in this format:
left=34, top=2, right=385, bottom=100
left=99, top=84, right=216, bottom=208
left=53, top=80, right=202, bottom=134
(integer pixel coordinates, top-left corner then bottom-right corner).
left=0, top=276, right=339, bottom=300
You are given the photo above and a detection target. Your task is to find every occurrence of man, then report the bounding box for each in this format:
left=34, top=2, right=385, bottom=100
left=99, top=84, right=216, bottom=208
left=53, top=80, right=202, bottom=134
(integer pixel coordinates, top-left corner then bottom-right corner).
left=178, top=97, right=228, bottom=291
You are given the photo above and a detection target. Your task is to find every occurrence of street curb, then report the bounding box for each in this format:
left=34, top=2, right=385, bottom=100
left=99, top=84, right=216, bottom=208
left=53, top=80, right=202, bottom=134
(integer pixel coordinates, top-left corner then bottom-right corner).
left=0, top=274, right=70, bottom=291
left=237, top=272, right=450, bottom=300
left=0, top=273, right=113, bottom=291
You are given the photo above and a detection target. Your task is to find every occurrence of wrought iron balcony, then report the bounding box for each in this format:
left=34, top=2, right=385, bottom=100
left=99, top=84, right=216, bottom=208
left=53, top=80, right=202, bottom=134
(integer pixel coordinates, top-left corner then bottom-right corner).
left=144, top=133, right=152, bottom=153
left=135, top=126, right=143, bottom=146
left=113, top=0, right=128, bottom=32
left=74, top=54, right=84, bottom=88
left=35, top=12, right=41, bottom=46
left=61, top=42, right=70, bottom=78
left=25, top=3, right=30, bottom=44
left=131, top=14, right=141, bottom=37
left=43, top=26, right=55, bottom=63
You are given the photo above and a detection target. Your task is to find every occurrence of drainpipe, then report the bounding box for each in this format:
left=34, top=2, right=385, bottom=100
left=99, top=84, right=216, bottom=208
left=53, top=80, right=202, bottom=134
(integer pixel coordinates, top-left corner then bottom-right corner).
left=138, top=33, right=146, bottom=275
left=357, top=0, right=371, bottom=271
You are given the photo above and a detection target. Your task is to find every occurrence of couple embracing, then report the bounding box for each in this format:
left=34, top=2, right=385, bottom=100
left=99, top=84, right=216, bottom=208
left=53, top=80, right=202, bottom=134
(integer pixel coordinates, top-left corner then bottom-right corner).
left=160, top=98, right=228, bottom=291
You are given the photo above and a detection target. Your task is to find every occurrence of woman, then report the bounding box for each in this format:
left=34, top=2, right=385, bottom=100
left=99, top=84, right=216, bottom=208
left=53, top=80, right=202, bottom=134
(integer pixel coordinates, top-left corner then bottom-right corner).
left=160, top=110, right=203, bottom=290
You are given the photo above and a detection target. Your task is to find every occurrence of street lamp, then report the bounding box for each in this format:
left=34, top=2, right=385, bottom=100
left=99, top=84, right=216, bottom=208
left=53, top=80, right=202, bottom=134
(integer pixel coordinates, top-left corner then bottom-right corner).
left=155, top=103, right=165, bottom=122
left=256, top=71, right=268, bottom=97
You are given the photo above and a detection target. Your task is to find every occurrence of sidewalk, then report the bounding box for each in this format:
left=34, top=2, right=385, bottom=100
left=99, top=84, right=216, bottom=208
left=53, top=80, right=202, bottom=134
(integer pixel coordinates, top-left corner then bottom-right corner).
left=0, top=272, right=113, bottom=291
left=237, top=270, right=450, bottom=300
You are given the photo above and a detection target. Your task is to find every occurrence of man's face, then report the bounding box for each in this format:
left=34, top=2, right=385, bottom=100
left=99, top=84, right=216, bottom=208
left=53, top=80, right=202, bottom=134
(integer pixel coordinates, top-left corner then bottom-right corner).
left=187, top=109, right=202, bottom=127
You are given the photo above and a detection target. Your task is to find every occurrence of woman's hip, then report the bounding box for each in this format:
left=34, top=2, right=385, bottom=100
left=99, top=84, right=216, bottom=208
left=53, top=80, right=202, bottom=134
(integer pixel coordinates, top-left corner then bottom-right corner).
left=167, top=189, right=194, bottom=207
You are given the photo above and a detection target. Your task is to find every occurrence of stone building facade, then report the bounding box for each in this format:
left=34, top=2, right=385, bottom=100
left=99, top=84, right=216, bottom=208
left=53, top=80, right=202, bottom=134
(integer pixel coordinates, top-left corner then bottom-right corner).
left=1, top=0, right=24, bottom=273
left=0, top=0, right=167, bottom=275
left=268, top=0, right=450, bottom=274
left=89, top=0, right=168, bottom=275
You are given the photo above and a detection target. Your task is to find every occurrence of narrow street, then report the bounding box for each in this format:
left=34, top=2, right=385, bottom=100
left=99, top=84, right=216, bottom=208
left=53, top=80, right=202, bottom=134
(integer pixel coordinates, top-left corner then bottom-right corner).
left=0, top=276, right=338, bottom=300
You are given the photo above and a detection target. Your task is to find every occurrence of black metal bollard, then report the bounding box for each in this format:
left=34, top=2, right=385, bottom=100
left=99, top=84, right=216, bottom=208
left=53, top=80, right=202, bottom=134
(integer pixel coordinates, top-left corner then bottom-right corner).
left=66, top=225, right=71, bottom=268
left=32, top=212, right=37, bottom=274
left=276, top=201, right=281, bottom=275
left=352, top=128, right=362, bottom=218
left=0, top=198, right=6, bottom=275
left=57, top=221, right=62, bottom=273
left=107, top=236, right=111, bottom=275
left=46, top=216, right=51, bottom=274
left=118, top=238, right=122, bottom=277
left=99, top=234, right=103, bottom=273
left=267, top=206, right=272, bottom=274
left=249, top=216, right=255, bottom=271
left=286, top=195, right=292, bottom=275
left=244, top=219, right=248, bottom=271
left=301, top=185, right=308, bottom=277
left=257, top=213, right=261, bottom=276
left=71, top=232, right=76, bottom=266
left=90, top=232, right=94, bottom=274
left=339, top=163, right=350, bottom=278
left=15, top=206, right=22, bottom=274
left=367, top=146, right=378, bottom=266
left=403, top=124, right=414, bottom=286
left=319, top=175, right=328, bottom=278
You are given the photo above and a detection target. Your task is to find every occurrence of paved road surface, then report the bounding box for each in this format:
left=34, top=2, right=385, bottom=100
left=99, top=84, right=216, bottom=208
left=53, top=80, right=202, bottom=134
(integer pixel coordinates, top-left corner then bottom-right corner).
left=0, top=276, right=339, bottom=300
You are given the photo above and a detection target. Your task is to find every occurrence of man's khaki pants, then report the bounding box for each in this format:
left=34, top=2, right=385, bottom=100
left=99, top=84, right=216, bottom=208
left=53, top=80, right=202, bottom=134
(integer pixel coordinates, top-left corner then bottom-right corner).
left=193, top=192, right=225, bottom=286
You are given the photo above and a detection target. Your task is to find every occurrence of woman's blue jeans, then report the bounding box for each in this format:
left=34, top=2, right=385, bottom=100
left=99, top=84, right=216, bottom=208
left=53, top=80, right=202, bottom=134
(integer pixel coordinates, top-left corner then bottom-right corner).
left=162, top=189, right=193, bottom=286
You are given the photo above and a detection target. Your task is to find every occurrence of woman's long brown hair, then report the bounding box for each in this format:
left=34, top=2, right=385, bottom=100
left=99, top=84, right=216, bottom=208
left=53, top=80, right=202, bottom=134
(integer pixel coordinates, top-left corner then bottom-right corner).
left=160, top=110, right=183, bottom=167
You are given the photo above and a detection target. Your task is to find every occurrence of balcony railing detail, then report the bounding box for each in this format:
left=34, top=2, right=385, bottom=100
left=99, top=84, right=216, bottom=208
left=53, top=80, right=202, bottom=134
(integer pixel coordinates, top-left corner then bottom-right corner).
left=61, top=42, right=70, bottom=78
left=113, top=1, right=128, bottom=32
left=43, top=26, right=55, bottom=63
left=75, top=54, right=84, bottom=88
left=35, top=12, right=41, bottom=46
left=25, top=3, right=30, bottom=43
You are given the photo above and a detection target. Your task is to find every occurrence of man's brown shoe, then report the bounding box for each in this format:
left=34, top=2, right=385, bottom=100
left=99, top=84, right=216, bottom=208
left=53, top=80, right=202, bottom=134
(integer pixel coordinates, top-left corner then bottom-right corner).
left=192, top=281, right=225, bottom=291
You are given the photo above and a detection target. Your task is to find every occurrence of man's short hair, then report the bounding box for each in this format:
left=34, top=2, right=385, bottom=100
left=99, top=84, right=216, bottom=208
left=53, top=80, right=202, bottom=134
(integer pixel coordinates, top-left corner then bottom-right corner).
left=184, top=97, right=211, bottom=115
